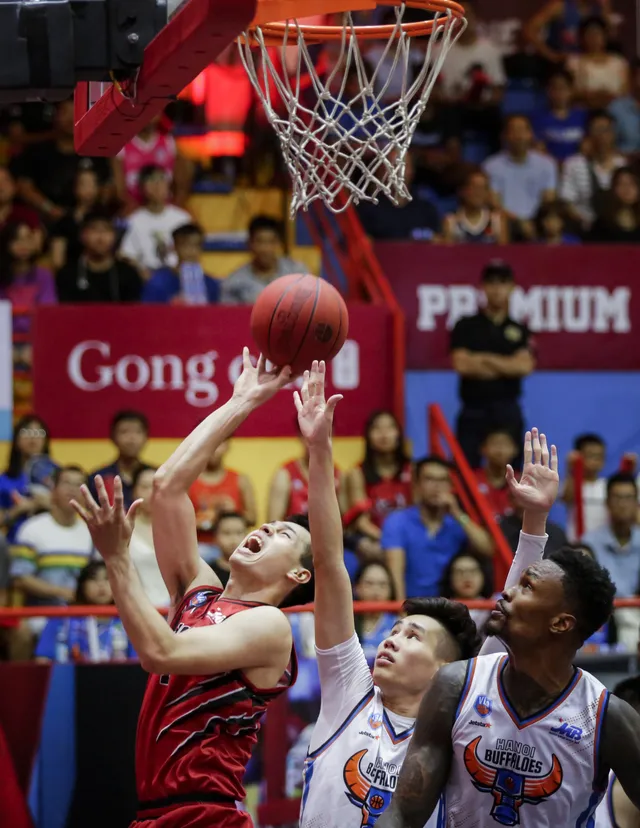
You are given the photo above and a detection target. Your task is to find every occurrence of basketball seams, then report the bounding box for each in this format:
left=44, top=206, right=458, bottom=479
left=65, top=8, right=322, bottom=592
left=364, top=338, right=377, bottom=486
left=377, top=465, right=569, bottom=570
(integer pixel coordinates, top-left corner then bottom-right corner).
left=265, top=274, right=308, bottom=357
left=287, top=276, right=321, bottom=370
left=325, top=289, right=346, bottom=362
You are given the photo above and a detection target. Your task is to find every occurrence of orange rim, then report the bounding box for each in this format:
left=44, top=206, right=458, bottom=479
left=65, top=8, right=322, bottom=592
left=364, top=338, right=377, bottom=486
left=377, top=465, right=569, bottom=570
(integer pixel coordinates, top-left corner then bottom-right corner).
left=245, top=0, right=466, bottom=45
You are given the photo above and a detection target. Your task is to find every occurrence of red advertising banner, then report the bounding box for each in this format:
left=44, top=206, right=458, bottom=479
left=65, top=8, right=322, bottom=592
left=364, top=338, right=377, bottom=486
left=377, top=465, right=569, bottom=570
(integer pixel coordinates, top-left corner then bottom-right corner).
left=33, top=305, right=394, bottom=438
left=375, top=244, right=640, bottom=371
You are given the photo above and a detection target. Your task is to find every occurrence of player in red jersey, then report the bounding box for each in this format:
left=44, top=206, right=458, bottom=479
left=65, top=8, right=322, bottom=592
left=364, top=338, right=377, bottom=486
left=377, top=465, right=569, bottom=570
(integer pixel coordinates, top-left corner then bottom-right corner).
left=71, top=348, right=312, bottom=828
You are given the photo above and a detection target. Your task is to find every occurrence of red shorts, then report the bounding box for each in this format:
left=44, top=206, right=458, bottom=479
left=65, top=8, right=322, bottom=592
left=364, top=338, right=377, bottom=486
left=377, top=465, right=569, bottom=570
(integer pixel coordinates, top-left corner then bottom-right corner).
left=132, top=802, right=252, bottom=828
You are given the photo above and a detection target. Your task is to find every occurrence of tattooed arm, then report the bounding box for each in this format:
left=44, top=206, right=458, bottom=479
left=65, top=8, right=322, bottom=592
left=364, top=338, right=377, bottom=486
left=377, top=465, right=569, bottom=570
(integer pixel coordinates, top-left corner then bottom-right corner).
left=377, top=661, right=468, bottom=828
left=601, top=695, right=640, bottom=812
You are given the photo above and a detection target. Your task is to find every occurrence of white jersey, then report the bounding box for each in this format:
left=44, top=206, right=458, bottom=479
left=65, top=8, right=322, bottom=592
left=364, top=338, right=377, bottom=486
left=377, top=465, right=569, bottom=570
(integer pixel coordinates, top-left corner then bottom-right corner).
left=300, top=634, right=443, bottom=828
left=445, top=652, right=610, bottom=827
left=594, top=773, right=618, bottom=828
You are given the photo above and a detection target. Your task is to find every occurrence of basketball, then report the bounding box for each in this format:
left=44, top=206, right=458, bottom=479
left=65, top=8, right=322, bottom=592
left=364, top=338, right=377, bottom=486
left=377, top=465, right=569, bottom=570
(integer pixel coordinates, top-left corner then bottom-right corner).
left=250, top=274, right=349, bottom=374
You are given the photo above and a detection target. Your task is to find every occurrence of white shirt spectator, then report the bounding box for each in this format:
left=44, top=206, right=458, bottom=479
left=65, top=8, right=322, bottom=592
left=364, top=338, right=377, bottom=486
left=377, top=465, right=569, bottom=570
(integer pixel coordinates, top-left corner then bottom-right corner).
left=568, top=54, right=629, bottom=99
left=483, top=150, right=558, bottom=220
left=559, top=152, right=626, bottom=225
left=566, top=478, right=608, bottom=543
left=120, top=204, right=191, bottom=270
left=436, top=38, right=506, bottom=99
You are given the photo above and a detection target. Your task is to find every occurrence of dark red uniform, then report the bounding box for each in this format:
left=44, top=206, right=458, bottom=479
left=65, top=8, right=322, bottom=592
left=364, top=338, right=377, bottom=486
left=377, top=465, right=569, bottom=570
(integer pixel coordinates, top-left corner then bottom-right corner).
left=132, top=586, right=297, bottom=828
left=364, top=461, right=413, bottom=528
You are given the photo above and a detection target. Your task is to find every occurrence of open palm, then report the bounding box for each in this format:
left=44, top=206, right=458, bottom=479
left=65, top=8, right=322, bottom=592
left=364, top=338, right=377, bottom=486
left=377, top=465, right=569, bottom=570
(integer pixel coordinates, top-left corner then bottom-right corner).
left=71, top=475, right=142, bottom=560
left=506, top=428, right=559, bottom=513
left=294, top=361, right=342, bottom=447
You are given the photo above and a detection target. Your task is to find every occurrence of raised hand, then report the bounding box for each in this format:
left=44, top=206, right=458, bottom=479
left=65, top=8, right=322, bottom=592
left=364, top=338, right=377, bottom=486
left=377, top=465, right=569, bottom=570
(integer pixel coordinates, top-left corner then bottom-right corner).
left=506, top=428, right=559, bottom=514
left=70, top=475, right=142, bottom=560
left=232, top=347, right=293, bottom=407
left=294, top=360, right=343, bottom=448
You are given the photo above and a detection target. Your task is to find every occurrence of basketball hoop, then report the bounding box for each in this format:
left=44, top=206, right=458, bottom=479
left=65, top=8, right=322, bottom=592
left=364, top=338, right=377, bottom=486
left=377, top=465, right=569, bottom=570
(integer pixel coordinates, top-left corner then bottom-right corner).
left=238, top=1, right=466, bottom=214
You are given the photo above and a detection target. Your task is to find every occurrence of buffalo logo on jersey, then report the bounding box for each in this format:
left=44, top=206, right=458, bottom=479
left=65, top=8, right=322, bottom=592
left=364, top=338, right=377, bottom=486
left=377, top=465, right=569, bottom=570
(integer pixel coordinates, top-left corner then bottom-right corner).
left=343, top=749, right=398, bottom=827
left=463, top=736, right=563, bottom=826
left=188, top=591, right=209, bottom=610
left=474, top=695, right=493, bottom=718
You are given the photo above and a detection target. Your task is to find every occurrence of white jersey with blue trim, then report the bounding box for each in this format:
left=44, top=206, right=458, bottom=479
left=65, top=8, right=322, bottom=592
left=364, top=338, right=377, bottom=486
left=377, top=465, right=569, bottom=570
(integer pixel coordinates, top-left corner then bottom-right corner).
left=594, top=773, right=618, bottom=828
left=299, top=634, right=443, bottom=828
left=444, top=652, right=610, bottom=827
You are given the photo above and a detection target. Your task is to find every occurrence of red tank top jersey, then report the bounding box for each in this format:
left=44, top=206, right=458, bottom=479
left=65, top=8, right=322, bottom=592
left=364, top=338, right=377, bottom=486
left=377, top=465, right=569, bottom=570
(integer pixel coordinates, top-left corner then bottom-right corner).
left=188, top=471, right=243, bottom=543
left=284, top=459, right=340, bottom=515
left=474, top=468, right=512, bottom=520
left=364, top=461, right=413, bottom=528
left=119, top=133, right=176, bottom=203
left=135, top=586, right=296, bottom=819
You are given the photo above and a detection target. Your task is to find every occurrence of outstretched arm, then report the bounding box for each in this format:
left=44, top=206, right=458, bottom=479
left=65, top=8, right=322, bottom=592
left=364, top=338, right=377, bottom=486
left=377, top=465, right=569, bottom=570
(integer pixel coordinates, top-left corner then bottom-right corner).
left=377, top=661, right=467, bottom=828
left=602, top=695, right=640, bottom=812
left=152, top=348, right=292, bottom=607
left=295, top=362, right=353, bottom=650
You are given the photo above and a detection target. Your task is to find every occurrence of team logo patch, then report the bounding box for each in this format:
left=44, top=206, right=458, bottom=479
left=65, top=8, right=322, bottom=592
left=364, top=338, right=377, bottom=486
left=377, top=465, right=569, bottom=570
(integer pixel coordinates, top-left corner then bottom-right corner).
left=368, top=713, right=383, bottom=730
left=188, top=591, right=209, bottom=609
left=343, top=749, right=399, bottom=827
left=463, top=736, right=563, bottom=826
left=474, top=695, right=493, bottom=718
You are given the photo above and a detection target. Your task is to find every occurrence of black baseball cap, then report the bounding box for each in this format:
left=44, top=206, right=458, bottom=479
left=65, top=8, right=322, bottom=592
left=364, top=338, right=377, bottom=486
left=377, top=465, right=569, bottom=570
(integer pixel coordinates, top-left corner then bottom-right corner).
left=481, top=260, right=514, bottom=283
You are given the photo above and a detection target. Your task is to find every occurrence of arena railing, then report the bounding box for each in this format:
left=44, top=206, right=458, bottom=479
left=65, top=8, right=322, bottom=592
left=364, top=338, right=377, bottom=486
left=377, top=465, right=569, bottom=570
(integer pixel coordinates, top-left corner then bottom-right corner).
left=429, top=403, right=513, bottom=591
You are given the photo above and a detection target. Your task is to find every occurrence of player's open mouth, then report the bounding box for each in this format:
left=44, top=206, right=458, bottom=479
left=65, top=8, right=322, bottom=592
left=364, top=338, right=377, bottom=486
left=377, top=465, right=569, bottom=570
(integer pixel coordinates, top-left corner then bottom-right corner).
left=241, top=534, right=264, bottom=555
left=376, top=652, right=395, bottom=666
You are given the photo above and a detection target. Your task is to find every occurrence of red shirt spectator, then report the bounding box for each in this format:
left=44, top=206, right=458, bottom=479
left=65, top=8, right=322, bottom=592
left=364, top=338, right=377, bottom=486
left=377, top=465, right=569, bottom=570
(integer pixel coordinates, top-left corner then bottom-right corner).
left=474, top=427, right=519, bottom=520
left=0, top=167, right=41, bottom=232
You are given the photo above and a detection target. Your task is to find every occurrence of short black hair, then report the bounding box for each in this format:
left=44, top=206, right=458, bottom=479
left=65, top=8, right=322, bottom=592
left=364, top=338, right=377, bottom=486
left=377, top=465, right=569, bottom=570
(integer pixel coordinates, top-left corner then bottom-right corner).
left=482, top=426, right=518, bottom=445
left=173, top=222, right=204, bottom=245
left=139, top=164, right=166, bottom=188
left=580, top=14, right=607, bottom=35
left=548, top=547, right=616, bottom=643
left=248, top=215, right=284, bottom=242
left=415, top=455, right=452, bottom=477
left=606, top=471, right=638, bottom=499
left=278, top=513, right=314, bottom=608
left=547, top=68, right=574, bottom=86
left=53, top=464, right=86, bottom=486
left=481, top=259, right=514, bottom=283
left=613, top=676, right=640, bottom=713
left=502, top=113, right=532, bottom=131
left=131, top=464, right=157, bottom=490
left=110, top=410, right=149, bottom=439
left=566, top=541, right=596, bottom=560
left=587, top=109, right=614, bottom=130
left=80, top=211, right=114, bottom=232
left=402, top=597, right=481, bottom=661
left=75, top=560, right=110, bottom=604
left=574, top=432, right=605, bottom=451
left=213, top=511, right=248, bottom=535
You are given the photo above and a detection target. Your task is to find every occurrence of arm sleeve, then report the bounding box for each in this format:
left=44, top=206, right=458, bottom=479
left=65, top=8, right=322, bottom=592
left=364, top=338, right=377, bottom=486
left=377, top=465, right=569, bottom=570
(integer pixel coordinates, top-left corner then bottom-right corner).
left=309, top=633, right=375, bottom=753
left=479, top=531, right=548, bottom=656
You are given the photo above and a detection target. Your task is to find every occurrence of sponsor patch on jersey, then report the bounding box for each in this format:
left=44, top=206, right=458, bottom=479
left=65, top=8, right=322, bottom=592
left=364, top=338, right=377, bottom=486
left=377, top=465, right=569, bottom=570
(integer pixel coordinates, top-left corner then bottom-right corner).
left=368, top=712, right=383, bottom=730
left=207, top=609, right=227, bottom=625
left=468, top=719, right=492, bottom=729
left=549, top=722, right=583, bottom=743
left=474, top=694, right=493, bottom=718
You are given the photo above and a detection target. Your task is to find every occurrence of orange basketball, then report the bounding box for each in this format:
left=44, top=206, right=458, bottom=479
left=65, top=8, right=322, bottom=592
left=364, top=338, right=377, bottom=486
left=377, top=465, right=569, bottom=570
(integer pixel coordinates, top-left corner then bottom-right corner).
left=250, top=274, right=349, bottom=374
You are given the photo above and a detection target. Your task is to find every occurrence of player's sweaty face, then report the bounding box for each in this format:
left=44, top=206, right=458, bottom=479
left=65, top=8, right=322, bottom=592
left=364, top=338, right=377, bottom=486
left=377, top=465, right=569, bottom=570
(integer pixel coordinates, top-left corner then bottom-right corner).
left=373, top=616, right=443, bottom=696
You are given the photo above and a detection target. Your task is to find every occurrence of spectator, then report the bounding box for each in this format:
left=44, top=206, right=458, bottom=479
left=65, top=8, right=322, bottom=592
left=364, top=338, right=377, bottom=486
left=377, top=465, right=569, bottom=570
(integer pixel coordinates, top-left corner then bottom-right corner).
left=0, top=222, right=56, bottom=332
left=382, top=456, right=493, bottom=600
left=525, top=0, right=616, bottom=65
left=434, top=1, right=505, bottom=153
left=440, top=549, right=492, bottom=628
left=220, top=215, right=307, bottom=304
left=589, top=166, right=640, bottom=242
left=412, top=102, right=466, bottom=199
left=49, top=168, right=102, bottom=270
left=442, top=169, right=508, bottom=244
left=560, top=110, right=626, bottom=231
left=8, top=465, right=92, bottom=660
left=532, top=70, right=588, bottom=163
left=127, top=467, right=169, bottom=609
left=344, top=410, right=413, bottom=540
left=535, top=200, right=581, bottom=244
left=581, top=473, right=640, bottom=650
left=562, top=433, right=608, bottom=542
left=112, top=113, right=193, bottom=210
left=0, top=167, right=41, bottom=232
left=568, top=17, right=629, bottom=110
left=208, top=512, right=250, bottom=587
left=0, top=415, right=51, bottom=542
left=55, top=213, right=143, bottom=302
left=483, top=115, right=558, bottom=240
left=119, top=165, right=191, bottom=275
left=88, top=410, right=151, bottom=509
left=34, top=561, right=135, bottom=662
left=188, top=439, right=257, bottom=551
left=356, top=151, right=441, bottom=241
left=352, top=560, right=397, bottom=669
left=0, top=534, right=8, bottom=607
left=500, top=493, right=568, bottom=558
left=474, top=427, right=518, bottom=521
left=450, top=261, right=534, bottom=469
left=142, top=223, right=220, bottom=304
left=10, top=100, right=110, bottom=221
left=609, top=59, right=640, bottom=154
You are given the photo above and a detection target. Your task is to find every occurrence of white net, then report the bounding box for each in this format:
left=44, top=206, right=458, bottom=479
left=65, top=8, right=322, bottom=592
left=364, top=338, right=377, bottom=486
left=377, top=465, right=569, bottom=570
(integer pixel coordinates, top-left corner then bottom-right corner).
left=237, top=4, right=466, bottom=214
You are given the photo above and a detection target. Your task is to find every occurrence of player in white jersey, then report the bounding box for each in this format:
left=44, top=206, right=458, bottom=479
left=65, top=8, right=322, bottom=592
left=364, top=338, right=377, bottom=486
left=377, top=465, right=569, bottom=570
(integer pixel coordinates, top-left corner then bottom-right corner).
left=595, top=676, right=640, bottom=828
left=378, top=439, right=640, bottom=828
left=294, top=362, right=560, bottom=828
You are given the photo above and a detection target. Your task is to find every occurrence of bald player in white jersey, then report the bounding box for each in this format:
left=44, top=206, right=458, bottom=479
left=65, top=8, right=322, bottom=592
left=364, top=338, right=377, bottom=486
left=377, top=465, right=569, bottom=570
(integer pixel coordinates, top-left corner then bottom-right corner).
left=595, top=676, right=640, bottom=828
left=295, top=362, right=560, bottom=828
left=378, top=441, right=640, bottom=828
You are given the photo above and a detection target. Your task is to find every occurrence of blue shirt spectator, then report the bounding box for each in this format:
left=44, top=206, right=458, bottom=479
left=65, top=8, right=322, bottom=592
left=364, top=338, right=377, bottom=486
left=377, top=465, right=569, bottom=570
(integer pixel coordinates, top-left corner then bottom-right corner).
left=483, top=115, right=558, bottom=221
left=142, top=265, right=220, bottom=304
left=35, top=616, right=135, bottom=662
left=532, top=104, right=587, bottom=162
left=0, top=471, right=29, bottom=542
left=609, top=63, right=640, bottom=153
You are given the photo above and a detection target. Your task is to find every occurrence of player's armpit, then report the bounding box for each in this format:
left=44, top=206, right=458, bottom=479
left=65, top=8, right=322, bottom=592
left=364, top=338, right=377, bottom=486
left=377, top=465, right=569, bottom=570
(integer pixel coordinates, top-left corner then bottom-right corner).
left=143, top=604, right=292, bottom=676
left=377, top=660, right=467, bottom=828
left=601, top=695, right=640, bottom=812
